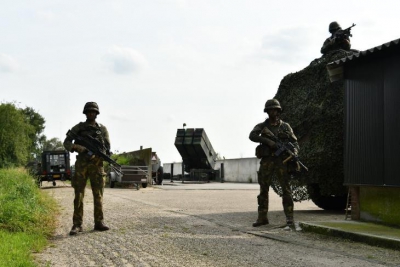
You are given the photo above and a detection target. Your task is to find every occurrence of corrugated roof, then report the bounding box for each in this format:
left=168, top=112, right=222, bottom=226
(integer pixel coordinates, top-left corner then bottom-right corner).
left=329, top=38, right=400, bottom=66
left=327, top=38, right=400, bottom=82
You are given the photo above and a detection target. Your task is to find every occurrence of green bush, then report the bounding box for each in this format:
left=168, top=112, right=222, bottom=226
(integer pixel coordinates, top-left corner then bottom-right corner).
left=0, top=103, right=36, bottom=168
left=0, top=168, right=58, bottom=266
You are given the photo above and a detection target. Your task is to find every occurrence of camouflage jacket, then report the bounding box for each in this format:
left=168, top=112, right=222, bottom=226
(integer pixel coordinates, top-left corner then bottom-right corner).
left=63, top=120, right=110, bottom=160
left=320, top=35, right=351, bottom=55
left=249, top=119, right=299, bottom=154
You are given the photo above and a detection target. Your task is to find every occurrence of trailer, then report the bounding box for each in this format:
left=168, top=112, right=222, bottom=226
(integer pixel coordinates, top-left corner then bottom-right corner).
left=108, top=148, right=160, bottom=189
left=109, top=165, right=149, bottom=190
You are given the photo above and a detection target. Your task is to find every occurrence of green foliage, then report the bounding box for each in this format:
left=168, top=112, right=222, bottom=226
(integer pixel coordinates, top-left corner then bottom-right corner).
left=0, top=231, right=46, bottom=267
left=0, top=103, right=35, bottom=168
left=0, top=168, right=57, bottom=234
left=21, top=106, right=46, bottom=159
left=21, top=107, right=45, bottom=136
left=0, top=168, right=57, bottom=266
left=112, top=153, right=133, bottom=165
left=112, top=153, right=146, bottom=166
left=0, top=102, right=48, bottom=167
left=103, top=153, right=131, bottom=172
left=42, top=137, right=64, bottom=151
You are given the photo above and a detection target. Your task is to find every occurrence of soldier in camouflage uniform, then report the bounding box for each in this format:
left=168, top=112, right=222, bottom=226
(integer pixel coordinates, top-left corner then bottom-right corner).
left=63, top=102, right=111, bottom=235
left=249, top=99, right=299, bottom=228
left=321, top=21, right=351, bottom=55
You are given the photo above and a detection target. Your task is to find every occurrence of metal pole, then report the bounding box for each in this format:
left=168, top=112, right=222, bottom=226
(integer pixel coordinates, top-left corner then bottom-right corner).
left=220, top=163, right=224, bottom=183
left=182, top=162, right=185, bottom=183
left=171, top=163, right=174, bottom=182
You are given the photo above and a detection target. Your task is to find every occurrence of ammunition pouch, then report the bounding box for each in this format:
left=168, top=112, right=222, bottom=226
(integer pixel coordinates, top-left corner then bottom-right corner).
left=255, top=144, right=271, bottom=159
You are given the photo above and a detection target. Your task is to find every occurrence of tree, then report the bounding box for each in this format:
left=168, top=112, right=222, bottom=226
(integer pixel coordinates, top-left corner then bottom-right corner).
left=21, top=107, right=46, bottom=158
left=42, top=137, right=64, bottom=151
left=0, top=102, right=35, bottom=167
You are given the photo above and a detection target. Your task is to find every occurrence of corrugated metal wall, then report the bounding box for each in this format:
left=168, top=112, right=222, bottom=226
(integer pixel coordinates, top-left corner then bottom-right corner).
left=383, top=52, right=400, bottom=185
left=344, top=51, right=400, bottom=186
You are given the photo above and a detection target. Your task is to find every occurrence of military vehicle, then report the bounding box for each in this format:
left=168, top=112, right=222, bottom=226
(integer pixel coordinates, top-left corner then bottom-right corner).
left=271, top=50, right=357, bottom=210
left=36, top=150, right=72, bottom=187
left=174, top=128, right=219, bottom=181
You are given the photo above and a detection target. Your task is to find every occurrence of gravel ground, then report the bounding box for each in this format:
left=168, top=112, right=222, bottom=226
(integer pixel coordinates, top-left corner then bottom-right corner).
left=35, top=183, right=400, bottom=267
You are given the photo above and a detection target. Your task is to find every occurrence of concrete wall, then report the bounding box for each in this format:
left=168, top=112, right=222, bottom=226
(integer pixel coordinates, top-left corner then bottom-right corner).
left=359, top=186, right=400, bottom=226
left=163, top=157, right=260, bottom=183
left=163, top=162, right=185, bottom=176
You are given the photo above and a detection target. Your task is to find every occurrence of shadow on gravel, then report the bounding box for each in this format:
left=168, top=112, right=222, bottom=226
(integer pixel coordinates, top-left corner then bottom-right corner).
left=131, top=208, right=345, bottom=236
left=40, top=185, right=72, bottom=190
left=50, top=229, right=109, bottom=241
left=188, top=210, right=344, bottom=229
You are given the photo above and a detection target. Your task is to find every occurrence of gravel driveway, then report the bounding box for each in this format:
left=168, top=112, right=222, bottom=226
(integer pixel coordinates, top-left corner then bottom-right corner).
left=35, top=183, right=400, bottom=267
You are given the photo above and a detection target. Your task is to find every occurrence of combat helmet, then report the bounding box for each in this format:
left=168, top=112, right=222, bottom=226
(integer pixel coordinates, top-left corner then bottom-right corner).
left=264, top=99, right=282, bottom=112
left=329, top=21, right=341, bottom=33
left=83, top=102, right=100, bottom=114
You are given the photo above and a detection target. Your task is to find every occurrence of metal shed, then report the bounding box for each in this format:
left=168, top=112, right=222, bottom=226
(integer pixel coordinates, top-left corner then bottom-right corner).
left=327, top=38, right=400, bottom=187
left=326, top=39, right=400, bottom=225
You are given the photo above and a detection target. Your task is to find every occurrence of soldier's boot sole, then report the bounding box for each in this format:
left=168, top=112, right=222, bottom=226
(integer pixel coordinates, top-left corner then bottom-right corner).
left=252, top=220, right=269, bottom=227
left=69, top=226, right=83, bottom=235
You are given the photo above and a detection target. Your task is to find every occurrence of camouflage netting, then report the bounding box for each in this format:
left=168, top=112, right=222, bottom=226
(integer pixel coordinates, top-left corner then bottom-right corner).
left=271, top=50, right=355, bottom=203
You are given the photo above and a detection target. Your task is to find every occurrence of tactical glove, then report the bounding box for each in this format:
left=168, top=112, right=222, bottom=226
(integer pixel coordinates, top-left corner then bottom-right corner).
left=72, top=144, right=87, bottom=153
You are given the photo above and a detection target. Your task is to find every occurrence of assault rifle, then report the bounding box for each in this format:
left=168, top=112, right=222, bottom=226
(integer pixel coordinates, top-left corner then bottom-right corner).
left=66, top=130, right=123, bottom=176
left=334, top=23, right=356, bottom=41
left=274, top=140, right=308, bottom=172
left=262, top=127, right=308, bottom=172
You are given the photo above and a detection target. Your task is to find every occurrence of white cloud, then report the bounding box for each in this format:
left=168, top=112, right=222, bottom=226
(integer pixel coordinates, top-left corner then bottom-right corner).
left=248, top=26, right=322, bottom=64
left=0, top=54, right=19, bottom=73
left=36, top=10, right=56, bottom=22
left=103, top=46, right=148, bottom=75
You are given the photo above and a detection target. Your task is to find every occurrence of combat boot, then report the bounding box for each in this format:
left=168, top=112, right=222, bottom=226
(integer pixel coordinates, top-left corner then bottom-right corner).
left=252, top=218, right=269, bottom=227
left=94, top=222, right=110, bottom=231
left=283, top=216, right=294, bottom=231
left=253, top=211, right=269, bottom=227
left=286, top=216, right=294, bottom=225
left=69, top=225, right=83, bottom=235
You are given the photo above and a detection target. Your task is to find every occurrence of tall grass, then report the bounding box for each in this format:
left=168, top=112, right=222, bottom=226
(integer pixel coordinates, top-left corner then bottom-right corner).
left=0, top=168, right=58, bottom=266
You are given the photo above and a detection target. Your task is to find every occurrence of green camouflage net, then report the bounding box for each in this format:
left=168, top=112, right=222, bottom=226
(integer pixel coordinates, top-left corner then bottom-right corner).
left=270, top=50, right=356, bottom=201
left=271, top=174, right=309, bottom=202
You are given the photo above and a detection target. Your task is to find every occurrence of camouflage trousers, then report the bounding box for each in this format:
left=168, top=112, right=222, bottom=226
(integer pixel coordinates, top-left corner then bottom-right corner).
left=72, top=157, right=106, bottom=226
left=257, top=156, right=294, bottom=220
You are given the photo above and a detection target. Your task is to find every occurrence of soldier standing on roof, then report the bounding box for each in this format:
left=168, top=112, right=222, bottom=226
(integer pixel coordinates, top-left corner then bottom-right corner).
left=63, top=102, right=111, bottom=235
left=249, top=99, right=300, bottom=230
left=321, top=21, right=351, bottom=54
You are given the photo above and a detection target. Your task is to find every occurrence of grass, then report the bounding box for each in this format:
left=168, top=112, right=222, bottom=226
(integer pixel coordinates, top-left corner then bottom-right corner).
left=317, top=221, right=400, bottom=239
left=0, top=168, right=58, bottom=266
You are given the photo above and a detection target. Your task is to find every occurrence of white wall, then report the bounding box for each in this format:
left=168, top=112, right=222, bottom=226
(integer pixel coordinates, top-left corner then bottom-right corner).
left=163, top=162, right=184, bottom=176
left=163, top=157, right=260, bottom=183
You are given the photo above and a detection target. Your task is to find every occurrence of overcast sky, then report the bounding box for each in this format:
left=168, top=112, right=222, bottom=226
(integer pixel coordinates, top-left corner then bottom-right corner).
left=1, top=0, right=399, bottom=165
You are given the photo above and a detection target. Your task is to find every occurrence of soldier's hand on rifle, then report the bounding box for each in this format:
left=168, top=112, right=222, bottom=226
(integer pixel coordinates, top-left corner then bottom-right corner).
left=264, top=139, right=277, bottom=149
left=72, top=144, right=87, bottom=153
